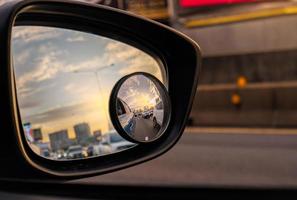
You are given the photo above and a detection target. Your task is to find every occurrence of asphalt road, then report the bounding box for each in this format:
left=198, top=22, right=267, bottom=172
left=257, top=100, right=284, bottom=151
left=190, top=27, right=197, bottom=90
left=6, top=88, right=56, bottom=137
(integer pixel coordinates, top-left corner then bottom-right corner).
left=75, top=130, right=297, bottom=187
left=133, top=117, right=158, bottom=141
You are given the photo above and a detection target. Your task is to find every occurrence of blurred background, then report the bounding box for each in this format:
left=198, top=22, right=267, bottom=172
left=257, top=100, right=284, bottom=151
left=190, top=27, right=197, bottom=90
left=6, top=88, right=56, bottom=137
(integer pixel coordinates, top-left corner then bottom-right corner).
left=3, top=0, right=297, bottom=187
left=71, top=0, right=297, bottom=129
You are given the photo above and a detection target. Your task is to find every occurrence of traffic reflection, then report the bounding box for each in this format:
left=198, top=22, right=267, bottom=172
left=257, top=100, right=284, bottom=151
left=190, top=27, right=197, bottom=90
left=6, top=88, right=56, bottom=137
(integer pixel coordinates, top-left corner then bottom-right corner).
left=115, top=74, right=167, bottom=142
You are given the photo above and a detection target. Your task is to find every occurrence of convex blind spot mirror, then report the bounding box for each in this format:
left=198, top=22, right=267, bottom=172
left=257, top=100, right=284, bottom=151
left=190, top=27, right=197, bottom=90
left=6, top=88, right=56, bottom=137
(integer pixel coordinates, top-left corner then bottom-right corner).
left=109, top=73, right=171, bottom=143
left=12, top=26, right=166, bottom=160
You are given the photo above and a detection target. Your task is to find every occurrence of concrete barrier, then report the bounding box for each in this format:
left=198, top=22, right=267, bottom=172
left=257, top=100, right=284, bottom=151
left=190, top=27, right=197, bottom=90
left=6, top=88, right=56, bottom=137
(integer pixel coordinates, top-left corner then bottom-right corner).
left=190, top=86, right=297, bottom=127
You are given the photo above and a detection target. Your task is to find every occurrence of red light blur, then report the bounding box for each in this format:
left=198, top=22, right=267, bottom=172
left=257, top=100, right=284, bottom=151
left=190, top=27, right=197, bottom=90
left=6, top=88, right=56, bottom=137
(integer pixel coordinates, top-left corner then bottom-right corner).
left=180, top=0, right=257, bottom=7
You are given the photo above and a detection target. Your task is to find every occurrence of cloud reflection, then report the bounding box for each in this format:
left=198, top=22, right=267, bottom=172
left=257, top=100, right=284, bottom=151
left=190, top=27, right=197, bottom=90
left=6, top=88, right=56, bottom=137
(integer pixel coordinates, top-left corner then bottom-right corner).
left=12, top=26, right=164, bottom=142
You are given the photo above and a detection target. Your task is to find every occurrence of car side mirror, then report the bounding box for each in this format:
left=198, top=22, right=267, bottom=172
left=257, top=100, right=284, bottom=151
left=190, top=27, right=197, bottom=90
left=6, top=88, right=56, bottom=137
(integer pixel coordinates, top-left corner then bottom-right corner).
left=0, top=0, right=200, bottom=179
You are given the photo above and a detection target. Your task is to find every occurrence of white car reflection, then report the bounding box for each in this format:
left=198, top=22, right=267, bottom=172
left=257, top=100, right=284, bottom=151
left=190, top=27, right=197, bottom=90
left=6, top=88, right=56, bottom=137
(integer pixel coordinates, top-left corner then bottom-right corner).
left=153, top=98, right=164, bottom=130
left=117, top=98, right=136, bottom=135
left=98, top=131, right=135, bottom=154
left=65, top=145, right=84, bottom=159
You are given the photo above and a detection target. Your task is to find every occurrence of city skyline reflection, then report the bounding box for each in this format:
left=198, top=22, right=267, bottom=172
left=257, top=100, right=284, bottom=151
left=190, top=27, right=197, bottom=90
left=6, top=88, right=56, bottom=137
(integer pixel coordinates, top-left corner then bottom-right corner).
left=12, top=25, right=165, bottom=160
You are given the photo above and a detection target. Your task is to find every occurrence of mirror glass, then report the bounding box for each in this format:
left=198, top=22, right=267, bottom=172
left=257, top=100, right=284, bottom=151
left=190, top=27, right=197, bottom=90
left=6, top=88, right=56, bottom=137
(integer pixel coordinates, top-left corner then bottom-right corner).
left=12, top=25, right=165, bottom=160
left=112, top=74, right=170, bottom=143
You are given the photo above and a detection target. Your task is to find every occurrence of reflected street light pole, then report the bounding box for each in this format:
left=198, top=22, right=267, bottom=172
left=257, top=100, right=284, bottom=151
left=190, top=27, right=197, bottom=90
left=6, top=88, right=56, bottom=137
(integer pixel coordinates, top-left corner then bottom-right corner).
left=71, top=63, right=115, bottom=131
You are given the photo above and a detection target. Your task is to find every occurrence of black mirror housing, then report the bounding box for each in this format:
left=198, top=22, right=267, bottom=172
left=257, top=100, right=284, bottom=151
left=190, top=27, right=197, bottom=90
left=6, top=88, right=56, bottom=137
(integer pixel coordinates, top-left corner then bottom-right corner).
left=0, top=0, right=201, bottom=179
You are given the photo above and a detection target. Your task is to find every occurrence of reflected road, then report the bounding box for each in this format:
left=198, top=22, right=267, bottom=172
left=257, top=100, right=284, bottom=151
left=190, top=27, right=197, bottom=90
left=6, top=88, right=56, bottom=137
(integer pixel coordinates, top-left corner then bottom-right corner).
left=133, top=117, right=159, bottom=140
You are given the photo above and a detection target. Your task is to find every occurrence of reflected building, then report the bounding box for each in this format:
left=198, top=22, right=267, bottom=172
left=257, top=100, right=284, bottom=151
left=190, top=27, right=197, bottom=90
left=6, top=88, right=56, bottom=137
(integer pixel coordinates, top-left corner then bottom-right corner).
left=32, top=128, right=43, bottom=142
left=74, top=122, right=91, bottom=146
left=49, top=130, right=70, bottom=152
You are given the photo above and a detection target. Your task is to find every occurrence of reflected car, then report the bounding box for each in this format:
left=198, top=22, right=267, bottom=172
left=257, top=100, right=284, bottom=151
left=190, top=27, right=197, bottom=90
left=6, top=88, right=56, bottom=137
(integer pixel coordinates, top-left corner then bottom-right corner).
left=117, top=98, right=136, bottom=134
left=101, top=131, right=135, bottom=152
left=29, top=143, right=51, bottom=158
left=142, top=110, right=153, bottom=119
left=42, top=149, right=50, bottom=157
left=153, top=100, right=164, bottom=129
left=54, top=151, right=66, bottom=160
left=65, top=145, right=84, bottom=159
left=92, top=142, right=112, bottom=156
left=86, top=145, right=94, bottom=157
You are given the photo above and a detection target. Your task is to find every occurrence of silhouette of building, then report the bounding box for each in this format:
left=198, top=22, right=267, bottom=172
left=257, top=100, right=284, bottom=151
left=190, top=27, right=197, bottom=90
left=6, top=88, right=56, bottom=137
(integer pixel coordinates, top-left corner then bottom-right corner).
left=49, top=130, right=70, bottom=152
left=32, top=128, right=42, bottom=142
left=74, top=123, right=91, bottom=145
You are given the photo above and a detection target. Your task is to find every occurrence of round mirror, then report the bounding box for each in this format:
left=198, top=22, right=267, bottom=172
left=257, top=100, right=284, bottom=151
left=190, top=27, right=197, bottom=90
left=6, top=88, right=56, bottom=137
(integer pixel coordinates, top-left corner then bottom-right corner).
left=109, top=72, right=171, bottom=143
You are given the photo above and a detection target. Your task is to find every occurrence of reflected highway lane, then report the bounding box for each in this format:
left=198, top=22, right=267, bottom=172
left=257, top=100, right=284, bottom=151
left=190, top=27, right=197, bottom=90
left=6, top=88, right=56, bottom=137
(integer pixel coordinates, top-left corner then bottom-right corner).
left=75, top=130, right=297, bottom=187
left=132, top=117, right=159, bottom=140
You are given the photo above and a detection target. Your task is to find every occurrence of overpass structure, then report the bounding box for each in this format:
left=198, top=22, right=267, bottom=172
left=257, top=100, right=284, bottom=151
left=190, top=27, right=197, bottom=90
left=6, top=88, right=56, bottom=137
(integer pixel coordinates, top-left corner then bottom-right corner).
left=169, top=1, right=297, bottom=127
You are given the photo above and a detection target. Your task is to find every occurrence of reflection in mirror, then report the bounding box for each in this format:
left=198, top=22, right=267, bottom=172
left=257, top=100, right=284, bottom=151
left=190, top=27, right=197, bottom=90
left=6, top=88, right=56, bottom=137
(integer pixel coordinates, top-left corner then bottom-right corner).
left=12, top=26, right=165, bottom=160
left=111, top=73, right=170, bottom=143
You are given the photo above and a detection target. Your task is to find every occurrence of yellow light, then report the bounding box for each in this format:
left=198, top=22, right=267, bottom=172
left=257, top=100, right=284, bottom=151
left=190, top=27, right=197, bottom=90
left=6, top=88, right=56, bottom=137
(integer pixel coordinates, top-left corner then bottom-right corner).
left=237, top=76, right=248, bottom=88
left=231, top=93, right=241, bottom=105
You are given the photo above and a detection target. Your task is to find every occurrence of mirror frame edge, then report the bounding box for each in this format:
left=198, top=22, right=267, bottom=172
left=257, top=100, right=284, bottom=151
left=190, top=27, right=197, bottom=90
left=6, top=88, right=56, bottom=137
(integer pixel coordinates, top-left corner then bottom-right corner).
left=109, top=72, right=172, bottom=144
